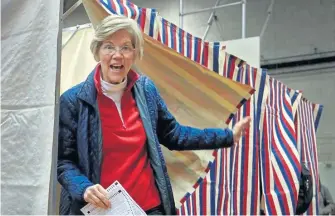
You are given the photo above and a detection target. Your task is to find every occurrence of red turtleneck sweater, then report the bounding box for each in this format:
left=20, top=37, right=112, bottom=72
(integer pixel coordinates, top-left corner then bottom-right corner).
left=94, top=66, right=161, bottom=211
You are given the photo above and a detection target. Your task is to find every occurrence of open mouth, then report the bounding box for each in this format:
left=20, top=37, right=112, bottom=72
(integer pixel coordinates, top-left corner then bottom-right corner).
left=110, top=65, right=124, bottom=70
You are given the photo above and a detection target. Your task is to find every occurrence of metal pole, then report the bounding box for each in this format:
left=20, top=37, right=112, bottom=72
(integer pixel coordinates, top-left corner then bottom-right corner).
left=179, top=0, right=183, bottom=28
left=203, top=0, right=221, bottom=40
left=62, top=0, right=82, bottom=20
left=47, top=0, right=63, bottom=214
left=62, top=26, right=80, bottom=49
left=260, top=0, right=275, bottom=38
left=182, top=1, right=243, bottom=16
left=242, top=0, right=246, bottom=38
left=215, top=17, right=225, bottom=40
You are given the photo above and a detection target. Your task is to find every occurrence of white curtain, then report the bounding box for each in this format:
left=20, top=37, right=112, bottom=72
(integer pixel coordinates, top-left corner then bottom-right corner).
left=1, top=0, right=61, bottom=214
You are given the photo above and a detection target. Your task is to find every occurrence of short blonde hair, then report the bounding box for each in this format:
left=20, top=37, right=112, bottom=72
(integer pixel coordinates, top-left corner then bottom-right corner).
left=90, top=15, right=144, bottom=61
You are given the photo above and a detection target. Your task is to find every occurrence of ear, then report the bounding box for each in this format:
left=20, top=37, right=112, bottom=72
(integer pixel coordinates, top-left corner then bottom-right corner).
left=94, top=54, right=100, bottom=62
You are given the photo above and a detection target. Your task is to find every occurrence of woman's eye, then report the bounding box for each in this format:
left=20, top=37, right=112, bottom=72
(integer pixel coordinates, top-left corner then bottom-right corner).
left=104, top=45, right=113, bottom=50
left=123, top=46, right=130, bottom=50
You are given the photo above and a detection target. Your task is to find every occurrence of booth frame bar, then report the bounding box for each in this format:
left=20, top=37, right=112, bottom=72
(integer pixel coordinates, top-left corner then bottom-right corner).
left=260, top=0, right=275, bottom=38
left=179, top=0, right=246, bottom=39
left=48, top=0, right=64, bottom=214
left=62, top=0, right=83, bottom=20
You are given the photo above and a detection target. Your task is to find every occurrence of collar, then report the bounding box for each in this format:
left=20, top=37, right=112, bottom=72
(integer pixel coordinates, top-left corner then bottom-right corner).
left=100, top=75, right=127, bottom=94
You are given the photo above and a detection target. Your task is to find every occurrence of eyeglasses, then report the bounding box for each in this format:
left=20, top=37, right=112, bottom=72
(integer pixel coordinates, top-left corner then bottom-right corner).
left=101, top=44, right=135, bottom=55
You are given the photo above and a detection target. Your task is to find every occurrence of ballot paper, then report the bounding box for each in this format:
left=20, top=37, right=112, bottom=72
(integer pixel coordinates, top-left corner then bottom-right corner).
left=81, top=181, right=147, bottom=215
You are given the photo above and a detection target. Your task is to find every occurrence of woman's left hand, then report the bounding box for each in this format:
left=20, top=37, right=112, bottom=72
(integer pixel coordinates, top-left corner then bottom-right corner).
left=232, top=117, right=251, bottom=145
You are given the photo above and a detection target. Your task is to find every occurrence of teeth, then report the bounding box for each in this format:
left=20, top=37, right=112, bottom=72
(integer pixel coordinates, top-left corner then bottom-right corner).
left=111, top=65, right=122, bottom=69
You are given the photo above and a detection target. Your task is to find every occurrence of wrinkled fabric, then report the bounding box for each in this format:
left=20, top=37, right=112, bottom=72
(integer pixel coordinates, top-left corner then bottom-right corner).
left=1, top=0, right=60, bottom=214
left=57, top=69, right=234, bottom=215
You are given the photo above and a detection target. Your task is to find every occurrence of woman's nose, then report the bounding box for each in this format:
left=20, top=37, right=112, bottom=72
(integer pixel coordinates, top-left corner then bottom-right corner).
left=112, top=51, right=123, bottom=59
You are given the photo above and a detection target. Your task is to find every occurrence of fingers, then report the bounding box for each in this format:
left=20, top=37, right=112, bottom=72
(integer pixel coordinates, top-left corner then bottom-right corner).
left=96, top=185, right=111, bottom=208
left=242, top=117, right=251, bottom=126
left=84, top=184, right=110, bottom=209
left=89, top=193, right=105, bottom=208
left=232, top=117, right=251, bottom=145
left=237, top=117, right=251, bottom=131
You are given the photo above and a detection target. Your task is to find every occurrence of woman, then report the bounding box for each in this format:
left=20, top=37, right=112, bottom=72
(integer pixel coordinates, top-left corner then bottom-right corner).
left=57, top=15, right=251, bottom=215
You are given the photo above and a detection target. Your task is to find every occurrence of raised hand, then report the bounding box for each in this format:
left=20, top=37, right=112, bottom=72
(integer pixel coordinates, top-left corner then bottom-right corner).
left=232, top=117, right=251, bottom=145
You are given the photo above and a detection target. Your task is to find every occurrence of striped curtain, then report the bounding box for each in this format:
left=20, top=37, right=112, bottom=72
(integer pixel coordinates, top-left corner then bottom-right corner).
left=288, top=89, right=323, bottom=215
left=176, top=55, right=267, bottom=215
left=295, top=98, right=321, bottom=215
left=159, top=17, right=226, bottom=75
left=312, top=103, right=323, bottom=132
left=148, top=8, right=264, bottom=215
left=260, top=78, right=301, bottom=215
left=99, top=0, right=160, bottom=39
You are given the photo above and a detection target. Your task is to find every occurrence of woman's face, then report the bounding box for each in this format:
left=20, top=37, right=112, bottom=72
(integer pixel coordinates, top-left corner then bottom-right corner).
left=98, top=29, right=136, bottom=84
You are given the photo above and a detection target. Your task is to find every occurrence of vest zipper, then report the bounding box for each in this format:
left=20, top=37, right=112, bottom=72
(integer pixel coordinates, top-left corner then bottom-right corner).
left=120, top=95, right=126, bottom=130
left=120, top=115, right=126, bottom=129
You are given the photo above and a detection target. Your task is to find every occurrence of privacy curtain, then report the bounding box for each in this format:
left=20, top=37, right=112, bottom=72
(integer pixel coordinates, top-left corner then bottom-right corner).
left=1, top=0, right=61, bottom=214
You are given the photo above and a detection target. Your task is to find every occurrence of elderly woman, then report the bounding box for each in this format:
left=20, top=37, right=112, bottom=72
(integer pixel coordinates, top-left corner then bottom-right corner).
left=57, top=15, right=251, bottom=215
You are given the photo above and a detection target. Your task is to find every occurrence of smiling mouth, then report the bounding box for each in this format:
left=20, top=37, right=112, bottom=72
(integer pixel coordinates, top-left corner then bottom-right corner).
left=110, top=65, right=124, bottom=70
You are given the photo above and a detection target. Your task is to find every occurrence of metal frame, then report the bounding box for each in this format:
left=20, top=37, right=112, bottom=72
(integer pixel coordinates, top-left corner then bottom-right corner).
left=62, top=23, right=92, bottom=48
left=62, top=26, right=80, bottom=48
left=48, top=0, right=64, bottom=214
left=202, top=0, right=221, bottom=40
left=179, top=0, right=247, bottom=40
left=260, top=0, right=275, bottom=38
left=62, top=23, right=92, bottom=32
left=62, top=0, right=82, bottom=20
left=242, top=0, right=246, bottom=38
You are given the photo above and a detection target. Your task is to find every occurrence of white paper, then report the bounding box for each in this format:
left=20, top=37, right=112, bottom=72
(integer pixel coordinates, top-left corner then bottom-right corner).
left=81, top=181, right=147, bottom=215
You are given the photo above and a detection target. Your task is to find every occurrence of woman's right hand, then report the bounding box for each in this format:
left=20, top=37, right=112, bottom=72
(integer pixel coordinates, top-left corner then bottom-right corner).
left=83, top=184, right=111, bottom=209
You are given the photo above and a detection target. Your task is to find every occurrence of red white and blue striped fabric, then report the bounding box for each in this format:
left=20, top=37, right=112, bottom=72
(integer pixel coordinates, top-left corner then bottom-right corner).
left=260, top=78, right=301, bottom=215
left=98, top=0, right=160, bottom=39
left=158, top=17, right=225, bottom=75
left=296, top=98, right=320, bottom=215
left=221, top=55, right=268, bottom=215
left=289, top=88, right=323, bottom=215
left=289, top=89, right=323, bottom=215
left=288, top=89, right=302, bottom=118
left=158, top=17, right=258, bottom=215
left=312, top=103, right=323, bottom=132
left=176, top=55, right=266, bottom=215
